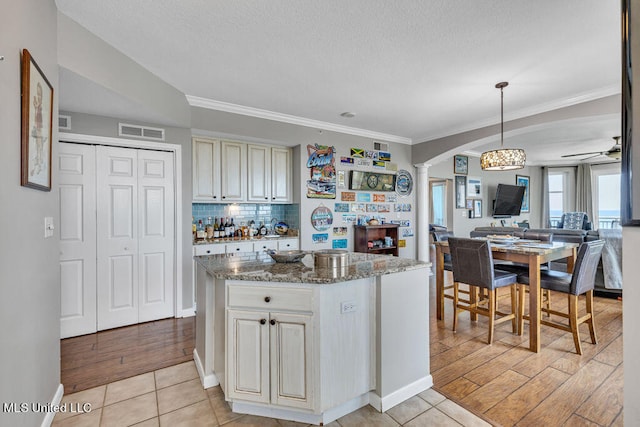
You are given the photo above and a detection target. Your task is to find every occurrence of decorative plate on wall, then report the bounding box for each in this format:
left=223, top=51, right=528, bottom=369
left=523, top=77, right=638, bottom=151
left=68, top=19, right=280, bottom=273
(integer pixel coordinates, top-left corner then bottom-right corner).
left=395, top=170, right=413, bottom=196
left=311, top=205, right=333, bottom=231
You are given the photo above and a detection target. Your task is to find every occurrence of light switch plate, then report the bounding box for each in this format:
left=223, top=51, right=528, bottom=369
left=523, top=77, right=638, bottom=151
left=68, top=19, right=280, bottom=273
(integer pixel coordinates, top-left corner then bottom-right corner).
left=44, top=217, right=54, bottom=238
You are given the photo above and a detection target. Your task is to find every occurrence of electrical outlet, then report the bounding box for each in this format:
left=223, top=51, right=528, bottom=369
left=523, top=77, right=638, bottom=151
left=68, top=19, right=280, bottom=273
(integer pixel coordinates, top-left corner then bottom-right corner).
left=341, top=301, right=356, bottom=313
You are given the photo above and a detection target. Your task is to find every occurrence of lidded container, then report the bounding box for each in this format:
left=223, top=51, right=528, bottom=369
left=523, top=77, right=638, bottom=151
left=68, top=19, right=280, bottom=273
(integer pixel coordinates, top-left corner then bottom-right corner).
left=313, top=249, right=349, bottom=269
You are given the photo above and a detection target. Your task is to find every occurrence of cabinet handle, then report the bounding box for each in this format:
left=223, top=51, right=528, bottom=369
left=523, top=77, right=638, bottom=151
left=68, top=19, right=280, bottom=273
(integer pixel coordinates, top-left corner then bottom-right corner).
left=213, top=196, right=217, bottom=199
left=222, top=196, right=226, bottom=199
left=260, top=319, right=266, bottom=325
left=270, top=319, right=276, bottom=326
left=236, top=248, right=240, bottom=251
left=206, top=250, right=211, bottom=254
left=265, top=197, right=268, bottom=200
left=264, top=296, right=271, bottom=303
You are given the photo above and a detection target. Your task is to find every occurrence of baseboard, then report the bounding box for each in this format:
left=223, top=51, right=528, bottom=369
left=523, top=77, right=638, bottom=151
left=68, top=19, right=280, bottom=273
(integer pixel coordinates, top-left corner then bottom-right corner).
left=193, top=349, right=219, bottom=389
left=179, top=307, right=196, bottom=317
left=369, top=375, right=433, bottom=412
left=230, top=392, right=370, bottom=425
left=40, top=384, right=64, bottom=427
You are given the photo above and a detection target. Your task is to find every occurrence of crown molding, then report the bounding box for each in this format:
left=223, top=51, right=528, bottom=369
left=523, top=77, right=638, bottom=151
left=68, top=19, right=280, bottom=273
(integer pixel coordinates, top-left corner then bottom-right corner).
left=186, top=95, right=413, bottom=145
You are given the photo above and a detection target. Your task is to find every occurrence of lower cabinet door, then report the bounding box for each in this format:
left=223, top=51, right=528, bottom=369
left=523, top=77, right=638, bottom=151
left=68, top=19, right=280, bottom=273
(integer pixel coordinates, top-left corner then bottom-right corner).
left=270, top=312, right=314, bottom=410
left=227, top=310, right=270, bottom=403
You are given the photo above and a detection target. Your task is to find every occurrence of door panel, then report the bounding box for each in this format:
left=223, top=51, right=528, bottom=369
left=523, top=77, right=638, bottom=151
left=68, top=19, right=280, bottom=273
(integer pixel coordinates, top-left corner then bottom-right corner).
left=247, top=145, right=270, bottom=202
left=227, top=310, right=270, bottom=403
left=138, top=150, right=174, bottom=322
left=97, top=146, right=139, bottom=330
left=221, top=141, right=245, bottom=201
left=271, top=147, right=291, bottom=202
left=270, top=313, right=313, bottom=409
left=59, top=143, right=97, bottom=338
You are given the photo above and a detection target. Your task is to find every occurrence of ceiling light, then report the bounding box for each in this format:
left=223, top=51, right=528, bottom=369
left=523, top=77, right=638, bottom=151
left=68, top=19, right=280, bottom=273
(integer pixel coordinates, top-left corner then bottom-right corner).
left=480, top=82, right=526, bottom=171
left=340, top=112, right=355, bottom=118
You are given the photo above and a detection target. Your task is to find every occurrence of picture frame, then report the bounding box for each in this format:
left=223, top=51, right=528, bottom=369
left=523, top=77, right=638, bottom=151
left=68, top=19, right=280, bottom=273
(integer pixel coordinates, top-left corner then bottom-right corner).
left=454, top=155, right=468, bottom=175
left=467, top=176, right=482, bottom=198
left=516, top=174, right=530, bottom=213
left=473, top=199, right=483, bottom=218
left=466, top=199, right=474, bottom=210
left=455, top=176, right=467, bottom=209
left=21, top=49, right=54, bottom=191
left=349, top=170, right=396, bottom=192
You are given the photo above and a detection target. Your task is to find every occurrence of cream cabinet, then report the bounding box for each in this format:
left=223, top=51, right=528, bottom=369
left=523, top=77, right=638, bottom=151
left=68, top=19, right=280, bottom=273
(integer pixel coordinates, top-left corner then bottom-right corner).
left=271, top=147, right=292, bottom=203
left=193, top=138, right=221, bottom=201
left=221, top=141, right=246, bottom=202
left=247, top=144, right=292, bottom=203
left=226, top=285, right=315, bottom=411
left=193, top=137, right=292, bottom=203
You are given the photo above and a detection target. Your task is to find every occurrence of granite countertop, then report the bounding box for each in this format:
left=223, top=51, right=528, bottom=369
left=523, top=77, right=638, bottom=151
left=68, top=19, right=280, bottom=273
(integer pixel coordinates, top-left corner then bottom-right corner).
left=194, top=251, right=428, bottom=284
left=193, top=235, right=296, bottom=245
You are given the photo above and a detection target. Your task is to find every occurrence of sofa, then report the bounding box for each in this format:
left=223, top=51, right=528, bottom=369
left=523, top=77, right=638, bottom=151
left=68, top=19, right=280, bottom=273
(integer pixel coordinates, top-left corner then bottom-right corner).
left=468, top=226, right=622, bottom=298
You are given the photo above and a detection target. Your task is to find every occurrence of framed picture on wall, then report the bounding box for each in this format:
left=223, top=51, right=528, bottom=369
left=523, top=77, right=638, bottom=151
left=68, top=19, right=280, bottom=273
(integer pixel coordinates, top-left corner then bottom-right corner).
left=516, top=174, right=530, bottom=213
left=453, top=155, right=468, bottom=175
left=455, top=176, right=467, bottom=209
left=21, top=49, right=54, bottom=191
left=473, top=199, right=483, bottom=218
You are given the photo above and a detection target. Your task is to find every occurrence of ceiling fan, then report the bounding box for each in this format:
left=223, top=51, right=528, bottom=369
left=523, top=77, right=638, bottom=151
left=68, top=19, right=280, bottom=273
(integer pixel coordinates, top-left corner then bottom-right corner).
left=561, top=136, right=621, bottom=160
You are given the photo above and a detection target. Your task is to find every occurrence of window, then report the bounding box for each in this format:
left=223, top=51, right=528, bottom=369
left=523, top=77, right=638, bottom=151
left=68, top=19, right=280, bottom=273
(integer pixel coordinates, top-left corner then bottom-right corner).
left=591, top=163, right=621, bottom=229
left=431, top=181, right=447, bottom=227
left=547, top=168, right=575, bottom=227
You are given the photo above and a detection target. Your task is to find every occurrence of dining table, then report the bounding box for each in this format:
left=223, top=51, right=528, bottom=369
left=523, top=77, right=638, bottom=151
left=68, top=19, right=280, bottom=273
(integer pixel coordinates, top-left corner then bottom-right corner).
left=434, top=239, right=579, bottom=353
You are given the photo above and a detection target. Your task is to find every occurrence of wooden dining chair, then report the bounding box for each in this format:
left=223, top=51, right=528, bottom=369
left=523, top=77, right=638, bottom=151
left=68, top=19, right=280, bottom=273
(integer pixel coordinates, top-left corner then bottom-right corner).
left=448, top=237, right=518, bottom=344
left=515, top=240, right=605, bottom=355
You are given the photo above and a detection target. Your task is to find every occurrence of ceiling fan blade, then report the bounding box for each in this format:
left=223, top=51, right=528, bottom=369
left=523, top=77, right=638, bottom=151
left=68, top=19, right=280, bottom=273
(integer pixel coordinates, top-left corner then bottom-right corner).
left=561, top=151, right=603, bottom=158
left=580, top=153, right=603, bottom=161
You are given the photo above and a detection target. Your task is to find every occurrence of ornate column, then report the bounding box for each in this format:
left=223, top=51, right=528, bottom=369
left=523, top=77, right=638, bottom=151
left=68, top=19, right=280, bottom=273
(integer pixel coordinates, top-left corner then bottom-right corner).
left=414, top=162, right=431, bottom=263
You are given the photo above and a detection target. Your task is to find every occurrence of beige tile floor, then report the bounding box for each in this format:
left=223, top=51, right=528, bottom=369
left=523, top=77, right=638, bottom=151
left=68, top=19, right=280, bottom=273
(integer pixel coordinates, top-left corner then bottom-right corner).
left=52, top=361, right=492, bottom=427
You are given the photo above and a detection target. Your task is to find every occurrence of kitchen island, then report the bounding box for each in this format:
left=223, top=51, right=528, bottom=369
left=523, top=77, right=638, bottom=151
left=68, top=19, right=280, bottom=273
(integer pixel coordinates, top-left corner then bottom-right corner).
left=194, top=251, right=431, bottom=425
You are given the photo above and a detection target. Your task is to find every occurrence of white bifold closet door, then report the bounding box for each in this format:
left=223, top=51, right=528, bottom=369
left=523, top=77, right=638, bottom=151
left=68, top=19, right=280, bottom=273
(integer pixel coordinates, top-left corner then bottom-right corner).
left=59, top=143, right=97, bottom=338
left=59, top=143, right=175, bottom=337
left=96, top=146, right=175, bottom=330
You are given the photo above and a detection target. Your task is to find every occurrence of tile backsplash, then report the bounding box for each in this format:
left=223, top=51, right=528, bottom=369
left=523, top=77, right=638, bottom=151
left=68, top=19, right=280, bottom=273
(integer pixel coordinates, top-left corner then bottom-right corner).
left=192, top=203, right=300, bottom=231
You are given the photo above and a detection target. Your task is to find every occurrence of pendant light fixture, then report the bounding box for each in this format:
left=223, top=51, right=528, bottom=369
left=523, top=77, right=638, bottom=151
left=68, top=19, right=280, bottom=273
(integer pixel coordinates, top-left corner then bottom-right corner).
left=480, top=82, right=526, bottom=170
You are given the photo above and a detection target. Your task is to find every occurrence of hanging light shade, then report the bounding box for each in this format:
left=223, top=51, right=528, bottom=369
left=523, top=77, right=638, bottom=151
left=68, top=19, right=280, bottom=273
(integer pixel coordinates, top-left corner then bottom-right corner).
left=480, top=82, right=526, bottom=171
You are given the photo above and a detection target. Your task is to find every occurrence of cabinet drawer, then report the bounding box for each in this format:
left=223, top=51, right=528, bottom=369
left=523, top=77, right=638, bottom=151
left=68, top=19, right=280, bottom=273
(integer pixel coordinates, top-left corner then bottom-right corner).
left=226, top=242, right=254, bottom=253
left=253, top=240, right=278, bottom=251
left=277, top=239, right=299, bottom=250
left=194, top=244, right=226, bottom=256
left=228, top=285, right=313, bottom=312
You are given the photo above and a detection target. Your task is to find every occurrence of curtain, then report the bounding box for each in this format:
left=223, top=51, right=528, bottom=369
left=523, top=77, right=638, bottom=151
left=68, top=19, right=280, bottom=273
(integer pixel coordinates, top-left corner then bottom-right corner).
left=575, top=163, right=595, bottom=226
left=541, top=167, right=550, bottom=228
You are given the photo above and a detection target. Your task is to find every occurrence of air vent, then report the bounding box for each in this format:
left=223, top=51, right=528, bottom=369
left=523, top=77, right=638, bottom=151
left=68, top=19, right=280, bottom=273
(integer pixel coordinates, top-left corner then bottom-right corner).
left=373, top=141, right=389, bottom=152
left=118, top=123, right=165, bottom=141
left=58, top=115, right=71, bottom=130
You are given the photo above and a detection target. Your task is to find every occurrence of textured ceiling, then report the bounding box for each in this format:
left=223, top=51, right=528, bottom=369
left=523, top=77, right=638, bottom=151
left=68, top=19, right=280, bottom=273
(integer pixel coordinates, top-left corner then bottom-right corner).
left=55, top=0, right=622, bottom=163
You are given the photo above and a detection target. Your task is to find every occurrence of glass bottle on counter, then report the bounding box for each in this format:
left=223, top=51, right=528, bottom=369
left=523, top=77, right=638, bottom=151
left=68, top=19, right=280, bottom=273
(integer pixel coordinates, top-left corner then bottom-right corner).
left=213, top=217, right=220, bottom=239
left=196, top=219, right=206, bottom=241
left=205, top=216, right=213, bottom=240
left=192, top=216, right=196, bottom=240
left=229, top=218, right=236, bottom=239
left=259, top=221, right=267, bottom=236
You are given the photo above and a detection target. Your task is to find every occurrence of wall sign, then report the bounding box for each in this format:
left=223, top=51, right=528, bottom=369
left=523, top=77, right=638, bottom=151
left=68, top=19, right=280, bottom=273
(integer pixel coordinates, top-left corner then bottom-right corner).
left=395, top=170, right=413, bottom=196
left=306, top=144, right=336, bottom=199
left=310, top=205, right=333, bottom=231
left=349, top=171, right=396, bottom=192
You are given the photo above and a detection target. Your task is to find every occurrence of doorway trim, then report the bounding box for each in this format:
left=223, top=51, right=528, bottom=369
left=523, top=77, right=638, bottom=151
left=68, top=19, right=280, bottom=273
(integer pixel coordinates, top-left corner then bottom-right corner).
left=59, top=132, right=186, bottom=318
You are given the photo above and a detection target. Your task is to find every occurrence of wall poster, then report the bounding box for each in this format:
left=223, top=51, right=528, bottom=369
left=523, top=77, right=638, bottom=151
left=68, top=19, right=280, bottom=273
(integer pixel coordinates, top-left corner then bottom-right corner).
left=306, top=144, right=336, bottom=198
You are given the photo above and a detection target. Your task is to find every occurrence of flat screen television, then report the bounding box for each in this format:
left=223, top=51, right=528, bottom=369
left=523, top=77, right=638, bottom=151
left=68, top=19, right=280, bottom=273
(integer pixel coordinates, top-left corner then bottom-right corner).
left=492, top=184, right=526, bottom=218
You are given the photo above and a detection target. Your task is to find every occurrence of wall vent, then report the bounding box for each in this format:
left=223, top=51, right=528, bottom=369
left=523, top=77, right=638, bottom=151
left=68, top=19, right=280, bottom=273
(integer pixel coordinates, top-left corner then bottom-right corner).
left=118, top=123, right=165, bottom=141
left=58, top=115, right=71, bottom=130
left=373, top=141, right=389, bottom=152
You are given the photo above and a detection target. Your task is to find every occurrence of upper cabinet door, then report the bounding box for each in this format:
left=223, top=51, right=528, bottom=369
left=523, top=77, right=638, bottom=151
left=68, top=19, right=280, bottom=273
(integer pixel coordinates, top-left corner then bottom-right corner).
left=247, top=145, right=271, bottom=202
left=192, top=138, right=221, bottom=201
left=221, top=141, right=246, bottom=202
left=271, top=147, right=292, bottom=203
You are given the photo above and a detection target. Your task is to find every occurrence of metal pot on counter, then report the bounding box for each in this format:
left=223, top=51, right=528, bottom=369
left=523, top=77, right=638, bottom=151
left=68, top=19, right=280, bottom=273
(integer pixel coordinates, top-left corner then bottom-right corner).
left=313, top=250, right=349, bottom=277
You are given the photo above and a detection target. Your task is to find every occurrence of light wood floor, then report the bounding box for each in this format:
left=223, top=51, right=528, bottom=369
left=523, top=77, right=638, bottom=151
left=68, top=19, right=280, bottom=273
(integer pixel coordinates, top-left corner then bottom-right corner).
left=60, top=276, right=623, bottom=426
left=430, top=272, right=624, bottom=427
left=60, top=317, right=195, bottom=394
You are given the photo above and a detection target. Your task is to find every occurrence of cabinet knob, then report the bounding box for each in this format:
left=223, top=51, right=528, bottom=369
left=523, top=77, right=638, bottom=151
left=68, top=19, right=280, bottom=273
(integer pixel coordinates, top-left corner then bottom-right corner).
left=270, top=319, right=276, bottom=326
left=206, top=250, right=211, bottom=254
left=260, top=319, right=266, bottom=325
left=236, top=248, right=240, bottom=251
left=265, top=197, right=268, bottom=200
left=222, top=196, right=226, bottom=199
left=264, top=296, right=271, bottom=303
left=213, top=196, right=217, bottom=199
